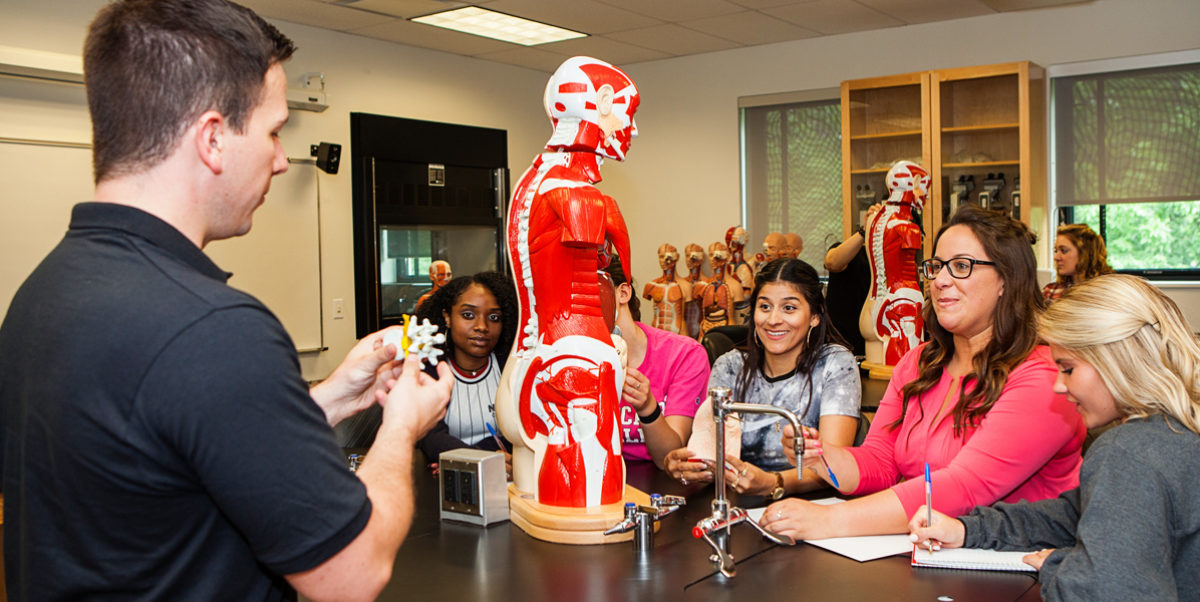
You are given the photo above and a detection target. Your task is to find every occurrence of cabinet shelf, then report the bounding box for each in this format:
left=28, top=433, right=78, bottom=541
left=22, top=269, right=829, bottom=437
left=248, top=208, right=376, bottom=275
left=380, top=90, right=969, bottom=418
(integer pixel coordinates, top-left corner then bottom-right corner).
left=942, top=160, right=1020, bottom=169
left=850, top=130, right=924, bottom=141
left=843, top=61, right=1045, bottom=260
left=941, top=123, right=1019, bottom=134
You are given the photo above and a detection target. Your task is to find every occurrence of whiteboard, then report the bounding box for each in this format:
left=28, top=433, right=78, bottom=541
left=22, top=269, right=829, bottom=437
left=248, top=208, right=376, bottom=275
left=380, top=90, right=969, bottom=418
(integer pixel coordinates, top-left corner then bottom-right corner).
left=0, top=140, right=325, bottom=351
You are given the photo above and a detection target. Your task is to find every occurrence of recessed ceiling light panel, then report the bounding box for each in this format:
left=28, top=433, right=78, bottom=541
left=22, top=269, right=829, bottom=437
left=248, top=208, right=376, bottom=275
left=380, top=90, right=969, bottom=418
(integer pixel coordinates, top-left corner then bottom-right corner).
left=411, top=6, right=587, bottom=46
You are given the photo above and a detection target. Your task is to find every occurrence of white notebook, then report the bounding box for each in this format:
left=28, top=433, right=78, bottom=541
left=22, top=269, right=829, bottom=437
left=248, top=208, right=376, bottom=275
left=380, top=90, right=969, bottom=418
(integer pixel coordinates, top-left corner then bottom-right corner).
left=911, top=546, right=1038, bottom=572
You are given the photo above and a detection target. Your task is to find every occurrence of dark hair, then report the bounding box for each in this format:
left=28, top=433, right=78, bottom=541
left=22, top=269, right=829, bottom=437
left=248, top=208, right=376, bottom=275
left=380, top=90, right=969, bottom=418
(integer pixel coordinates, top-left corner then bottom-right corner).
left=894, top=204, right=1044, bottom=435
left=1055, top=223, right=1114, bottom=284
left=735, top=258, right=848, bottom=405
left=84, top=0, right=296, bottom=183
left=415, top=271, right=518, bottom=369
left=600, top=253, right=641, bottom=322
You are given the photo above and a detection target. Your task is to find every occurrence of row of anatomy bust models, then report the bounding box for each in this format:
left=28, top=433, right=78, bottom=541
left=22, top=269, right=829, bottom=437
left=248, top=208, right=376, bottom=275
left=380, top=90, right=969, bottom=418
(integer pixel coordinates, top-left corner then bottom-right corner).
left=644, top=228, right=804, bottom=339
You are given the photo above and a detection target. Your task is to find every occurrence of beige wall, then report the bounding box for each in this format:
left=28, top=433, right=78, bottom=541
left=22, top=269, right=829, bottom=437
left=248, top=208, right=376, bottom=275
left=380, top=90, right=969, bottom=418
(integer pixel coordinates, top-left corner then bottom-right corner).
left=0, top=0, right=549, bottom=380
left=606, top=0, right=1200, bottom=325
left=3, top=0, right=1198, bottom=380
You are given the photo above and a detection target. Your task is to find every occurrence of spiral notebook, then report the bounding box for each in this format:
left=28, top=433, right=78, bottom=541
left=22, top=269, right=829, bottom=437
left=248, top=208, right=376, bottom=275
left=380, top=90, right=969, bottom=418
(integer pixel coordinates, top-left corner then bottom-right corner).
left=911, top=546, right=1038, bottom=572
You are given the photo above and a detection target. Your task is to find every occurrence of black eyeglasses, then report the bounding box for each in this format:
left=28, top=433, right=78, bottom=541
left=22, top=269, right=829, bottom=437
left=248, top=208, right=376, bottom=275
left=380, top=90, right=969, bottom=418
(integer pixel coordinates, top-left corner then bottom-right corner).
left=921, top=257, right=996, bottom=279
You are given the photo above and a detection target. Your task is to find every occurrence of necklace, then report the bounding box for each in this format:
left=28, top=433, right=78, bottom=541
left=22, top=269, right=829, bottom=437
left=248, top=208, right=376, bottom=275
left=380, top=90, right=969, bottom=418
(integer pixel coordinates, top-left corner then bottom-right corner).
left=453, top=356, right=489, bottom=378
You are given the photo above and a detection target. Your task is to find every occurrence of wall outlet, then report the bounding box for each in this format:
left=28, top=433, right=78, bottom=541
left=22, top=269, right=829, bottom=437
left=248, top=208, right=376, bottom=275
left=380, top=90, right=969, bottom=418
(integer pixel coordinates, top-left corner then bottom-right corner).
left=332, top=298, right=345, bottom=320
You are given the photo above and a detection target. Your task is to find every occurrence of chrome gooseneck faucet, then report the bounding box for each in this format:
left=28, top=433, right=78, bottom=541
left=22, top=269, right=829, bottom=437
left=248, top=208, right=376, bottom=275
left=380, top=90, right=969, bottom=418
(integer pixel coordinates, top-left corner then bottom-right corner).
left=692, top=386, right=804, bottom=578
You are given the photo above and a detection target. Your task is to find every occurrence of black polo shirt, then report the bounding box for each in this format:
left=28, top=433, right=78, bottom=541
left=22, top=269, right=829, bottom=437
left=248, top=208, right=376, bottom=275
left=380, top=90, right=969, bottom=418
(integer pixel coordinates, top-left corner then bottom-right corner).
left=0, top=203, right=370, bottom=600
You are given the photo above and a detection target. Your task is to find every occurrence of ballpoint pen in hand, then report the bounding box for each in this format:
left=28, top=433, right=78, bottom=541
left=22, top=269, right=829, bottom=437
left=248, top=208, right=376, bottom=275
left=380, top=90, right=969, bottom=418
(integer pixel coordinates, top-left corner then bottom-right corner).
left=924, top=462, right=933, bottom=554
left=486, top=422, right=507, bottom=453
left=819, top=454, right=840, bottom=488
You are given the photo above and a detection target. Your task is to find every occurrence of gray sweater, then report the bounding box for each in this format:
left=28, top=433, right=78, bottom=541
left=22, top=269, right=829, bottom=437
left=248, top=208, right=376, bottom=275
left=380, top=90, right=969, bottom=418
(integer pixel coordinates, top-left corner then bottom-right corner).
left=960, top=414, right=1199, bottom=602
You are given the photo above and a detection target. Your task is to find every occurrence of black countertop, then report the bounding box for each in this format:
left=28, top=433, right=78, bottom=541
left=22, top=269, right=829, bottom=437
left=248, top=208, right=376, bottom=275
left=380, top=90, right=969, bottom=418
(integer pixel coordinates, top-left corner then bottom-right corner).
left=377, top=459, right=1041, bottom=601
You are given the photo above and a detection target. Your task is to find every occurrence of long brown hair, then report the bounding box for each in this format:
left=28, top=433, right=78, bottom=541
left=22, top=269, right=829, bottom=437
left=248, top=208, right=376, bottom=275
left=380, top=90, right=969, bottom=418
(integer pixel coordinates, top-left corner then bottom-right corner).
left=892, top=205, right=1044, bottom=435
left=1054, top=223, right=1114, bottom=285
left=735, top=258, right=848, bottom=405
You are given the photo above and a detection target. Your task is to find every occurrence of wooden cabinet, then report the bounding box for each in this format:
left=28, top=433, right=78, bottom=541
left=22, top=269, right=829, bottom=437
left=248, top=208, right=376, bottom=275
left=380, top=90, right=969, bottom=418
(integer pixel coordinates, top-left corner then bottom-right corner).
left=842, top=62, right=1046, bottom=257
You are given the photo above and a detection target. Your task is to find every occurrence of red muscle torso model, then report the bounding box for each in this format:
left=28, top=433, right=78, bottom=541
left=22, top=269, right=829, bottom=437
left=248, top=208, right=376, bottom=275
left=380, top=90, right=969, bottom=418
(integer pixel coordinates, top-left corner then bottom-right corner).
left=498, top=56, right=639, bottom=508
left=862, top=161, right=928, bottom=366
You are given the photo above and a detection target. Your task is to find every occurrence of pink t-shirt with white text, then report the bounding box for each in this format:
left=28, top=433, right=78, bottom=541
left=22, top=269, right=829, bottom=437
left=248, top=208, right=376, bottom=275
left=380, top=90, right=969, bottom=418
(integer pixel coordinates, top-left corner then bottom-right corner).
left=619, top=322, right=709, bottom=461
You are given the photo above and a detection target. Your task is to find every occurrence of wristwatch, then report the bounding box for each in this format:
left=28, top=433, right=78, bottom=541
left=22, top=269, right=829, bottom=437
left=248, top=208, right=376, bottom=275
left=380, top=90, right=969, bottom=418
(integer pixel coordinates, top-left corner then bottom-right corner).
left=768, top=472, right=785, bottom=500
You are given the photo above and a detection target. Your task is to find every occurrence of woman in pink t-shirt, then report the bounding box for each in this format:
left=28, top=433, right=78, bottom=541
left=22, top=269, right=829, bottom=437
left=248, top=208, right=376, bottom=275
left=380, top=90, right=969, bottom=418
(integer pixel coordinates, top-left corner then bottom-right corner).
left=760, top=205, right=1086, bottom=539
left=603, top=257, right=709, bottom=469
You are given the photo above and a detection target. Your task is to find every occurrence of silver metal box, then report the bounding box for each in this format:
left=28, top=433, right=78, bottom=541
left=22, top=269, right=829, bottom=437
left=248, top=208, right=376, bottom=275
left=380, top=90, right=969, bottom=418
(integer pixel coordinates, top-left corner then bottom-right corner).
left=438, top=449, right=509, bottom=526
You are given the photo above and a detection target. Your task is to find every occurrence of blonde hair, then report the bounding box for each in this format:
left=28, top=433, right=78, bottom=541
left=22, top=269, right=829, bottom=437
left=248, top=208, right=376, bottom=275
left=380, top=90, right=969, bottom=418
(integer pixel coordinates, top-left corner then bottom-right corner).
left=1038, top=274, right=1200, bottom=434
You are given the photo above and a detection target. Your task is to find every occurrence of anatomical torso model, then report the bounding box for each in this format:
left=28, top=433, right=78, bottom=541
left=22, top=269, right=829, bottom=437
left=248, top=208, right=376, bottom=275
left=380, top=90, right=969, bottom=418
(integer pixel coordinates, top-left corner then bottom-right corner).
left=859, top=160, right=927, bottom=367
left=643, top=244, right=690, bottom=335
left=496, top=56, right=638, bottom=510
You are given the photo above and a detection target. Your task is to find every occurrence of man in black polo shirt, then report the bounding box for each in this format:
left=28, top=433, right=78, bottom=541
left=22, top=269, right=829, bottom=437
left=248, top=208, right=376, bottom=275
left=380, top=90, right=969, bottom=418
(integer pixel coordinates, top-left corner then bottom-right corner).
left=0, top=1, right=452, bottom=599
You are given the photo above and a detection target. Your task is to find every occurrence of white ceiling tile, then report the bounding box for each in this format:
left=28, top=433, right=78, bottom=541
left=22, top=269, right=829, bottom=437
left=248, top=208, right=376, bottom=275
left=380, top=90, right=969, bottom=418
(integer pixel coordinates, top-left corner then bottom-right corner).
left=980, top=0, right=1092, bottom=11
left=764, top=0, right=903, bottom=35
left=484, top=0, right=662, bottom=34
left=339, top=0, right=465, bottom=18
left=726, top=0, right=812, bottom=9
left=540, top=35, right=672, bottom=66
left=238, top=0, right=397, bottom=31
left=595, top=0, right=745, bottom=22
left=474, top=46, right=573, bottom=72
left=605, top=23, right=742, bottom=56
left=347, top=18, right=517, bottom=54
left=857, top=0, right=995, bottom=24
left=683, top=10, right=820, bottom=45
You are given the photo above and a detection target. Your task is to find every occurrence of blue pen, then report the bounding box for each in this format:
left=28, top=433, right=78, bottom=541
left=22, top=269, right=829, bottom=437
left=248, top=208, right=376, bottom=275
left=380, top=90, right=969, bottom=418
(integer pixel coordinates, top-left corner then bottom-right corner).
left=820, top=454, right=840, bottom=488
left=486, top=422, right=507, bottom=453
left=924, top=462, right=933, bottom=554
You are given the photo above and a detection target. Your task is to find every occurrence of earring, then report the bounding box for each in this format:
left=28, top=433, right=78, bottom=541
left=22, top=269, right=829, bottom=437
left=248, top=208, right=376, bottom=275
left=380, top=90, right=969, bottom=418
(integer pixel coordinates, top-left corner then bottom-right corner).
left=805, top=327, right=814, bottom=349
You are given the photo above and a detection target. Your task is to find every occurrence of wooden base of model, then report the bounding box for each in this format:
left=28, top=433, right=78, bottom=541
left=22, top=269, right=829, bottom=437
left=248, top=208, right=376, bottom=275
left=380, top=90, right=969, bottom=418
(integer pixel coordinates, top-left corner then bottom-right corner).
left=860, top=360, right=894, bottom=381
left=507, top=483, right=657, bottom=545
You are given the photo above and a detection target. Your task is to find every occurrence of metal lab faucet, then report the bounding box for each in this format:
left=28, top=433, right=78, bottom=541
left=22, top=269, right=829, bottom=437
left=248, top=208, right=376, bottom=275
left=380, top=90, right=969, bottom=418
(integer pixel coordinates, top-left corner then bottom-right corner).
left=604, top=493, right=686, bottom=553
left=693, top=386, right=804, bottom=578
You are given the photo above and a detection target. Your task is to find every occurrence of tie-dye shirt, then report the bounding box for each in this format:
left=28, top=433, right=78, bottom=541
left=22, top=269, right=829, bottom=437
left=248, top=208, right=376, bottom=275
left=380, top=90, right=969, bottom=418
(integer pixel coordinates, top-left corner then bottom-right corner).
left=709, top=344, right=861, bottom=471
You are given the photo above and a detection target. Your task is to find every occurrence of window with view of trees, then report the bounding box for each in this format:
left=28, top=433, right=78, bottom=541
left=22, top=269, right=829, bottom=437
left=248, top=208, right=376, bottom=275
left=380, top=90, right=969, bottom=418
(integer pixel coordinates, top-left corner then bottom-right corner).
left=1052, top=58, right=1200, bottom=277
left=742, top=98, right=842, bottom=273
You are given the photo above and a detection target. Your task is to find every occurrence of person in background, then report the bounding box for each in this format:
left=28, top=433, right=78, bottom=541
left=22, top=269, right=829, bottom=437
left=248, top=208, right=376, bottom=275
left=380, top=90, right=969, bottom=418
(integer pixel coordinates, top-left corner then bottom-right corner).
left=603, top=256, right=708, bottom=469
left=762, top=205, right=1085, bottom=539
left=416, top=259, right=453, bottom=309
left=911, top=274, right=1200, bottom=600
left=824, top=203, right=882, bottom=356
left=1042, top=223, right=1113, bottom=301
left=415, top=272, right=518, bottom=469
left=0, top=1, right=452, bottom=599
left=666, top=258, right=861, bottom=499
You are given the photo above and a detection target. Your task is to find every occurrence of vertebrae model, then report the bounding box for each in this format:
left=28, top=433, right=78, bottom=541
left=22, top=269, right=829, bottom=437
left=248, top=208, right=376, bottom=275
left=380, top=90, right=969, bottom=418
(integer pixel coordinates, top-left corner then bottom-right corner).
left=496, top=56, right=638, bottom=508
left=860, top=160, right=928, bottom=366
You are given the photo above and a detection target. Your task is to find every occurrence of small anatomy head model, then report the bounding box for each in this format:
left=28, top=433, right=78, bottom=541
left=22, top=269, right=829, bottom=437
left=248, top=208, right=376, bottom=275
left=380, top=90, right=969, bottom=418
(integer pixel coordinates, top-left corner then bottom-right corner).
left=542, top=56, right=640, bottom=161
left=658, top=243, right=679, bottom=273
left=885, top=160, right=930, bottom=211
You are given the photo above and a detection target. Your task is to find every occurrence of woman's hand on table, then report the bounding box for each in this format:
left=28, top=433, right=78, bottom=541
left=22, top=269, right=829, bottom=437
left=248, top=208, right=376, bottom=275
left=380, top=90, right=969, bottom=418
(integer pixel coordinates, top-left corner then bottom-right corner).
left=907, top=505, right=965, bottom=551
left=757, top=498, right=835, bottom=539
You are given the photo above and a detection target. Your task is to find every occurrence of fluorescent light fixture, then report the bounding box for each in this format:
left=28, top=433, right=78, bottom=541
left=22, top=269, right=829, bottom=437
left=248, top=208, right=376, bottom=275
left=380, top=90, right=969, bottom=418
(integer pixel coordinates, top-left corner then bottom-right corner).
left=411, top=6, right=587, bottom=46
